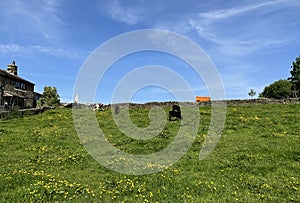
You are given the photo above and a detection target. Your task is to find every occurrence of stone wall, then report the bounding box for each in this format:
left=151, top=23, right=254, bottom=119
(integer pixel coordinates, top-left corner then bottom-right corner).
left=113, top=98, right=300, bottom=108
left=66, top=98, right=300, bottom=111
left=211, top=98, right=300, bottom=106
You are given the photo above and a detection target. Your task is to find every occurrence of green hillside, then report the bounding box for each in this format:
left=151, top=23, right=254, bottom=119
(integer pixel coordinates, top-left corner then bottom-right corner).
left=0, top=104, right=299, bottom=202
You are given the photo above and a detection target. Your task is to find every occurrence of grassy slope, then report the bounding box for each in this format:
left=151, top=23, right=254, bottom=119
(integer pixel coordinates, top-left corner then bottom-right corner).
left=0, top=104, right=299, bottom=202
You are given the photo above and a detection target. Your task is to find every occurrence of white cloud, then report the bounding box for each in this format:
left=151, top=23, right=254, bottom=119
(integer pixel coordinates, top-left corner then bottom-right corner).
left=104, top=0, right=145, bottom=25
left=22, top=72, right=75, bottom=80
left=0, top=0, right=64, bottom=42
left=32, top=45, right=86, bottom=59
left=198, top=0, right=284, bottom=21
left=188, top=19, right=218, bottom=43
left=0, top=44, right=86, bottom=59
left=189, top=0, right=300, bottom=57
left=153, top=19, right=193, bottom=35
left=0, top=44, right=26, bottom=54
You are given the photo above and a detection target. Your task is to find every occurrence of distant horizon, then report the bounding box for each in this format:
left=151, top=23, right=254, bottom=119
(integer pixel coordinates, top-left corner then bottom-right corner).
left=64, top=97, right=297, bottom=105
left=0, top=60, right=293, bottom=104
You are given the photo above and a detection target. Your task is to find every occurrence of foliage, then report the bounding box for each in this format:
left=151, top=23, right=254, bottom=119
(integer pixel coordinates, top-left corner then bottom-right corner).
left=37, top=86, right=60, bottom=108
left=288, top=55, right=300, bottom=97
left=0, top=104, right=299, bottom=202
left=259, top=79, right=292, bottom=99
left=0, top=108, right=21, bottom=120
left=248, top=89, right=256, bottom=98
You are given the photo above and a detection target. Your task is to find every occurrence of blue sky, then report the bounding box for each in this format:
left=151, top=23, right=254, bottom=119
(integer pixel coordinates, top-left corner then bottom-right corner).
left=1, top=0, right=300, bottom=103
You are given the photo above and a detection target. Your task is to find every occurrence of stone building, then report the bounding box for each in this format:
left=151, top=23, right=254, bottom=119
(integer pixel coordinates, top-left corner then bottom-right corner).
left=0, top=61, right=38, bottom=109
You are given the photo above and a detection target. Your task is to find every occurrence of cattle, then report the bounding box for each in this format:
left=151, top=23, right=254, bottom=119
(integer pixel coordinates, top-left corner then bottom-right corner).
left=93, top=103, right=104, bottom=111
left=114, top=105, right=120, bottom=114
left=168, top=104, right=182, bottom=121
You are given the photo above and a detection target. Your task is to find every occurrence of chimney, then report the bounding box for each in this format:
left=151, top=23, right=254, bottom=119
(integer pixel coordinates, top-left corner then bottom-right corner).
left=7, top=60, right=18, bottom=75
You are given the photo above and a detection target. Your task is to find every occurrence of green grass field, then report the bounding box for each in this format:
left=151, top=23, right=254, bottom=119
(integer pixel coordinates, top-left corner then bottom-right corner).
left=0, top=103, right=299, bottom=202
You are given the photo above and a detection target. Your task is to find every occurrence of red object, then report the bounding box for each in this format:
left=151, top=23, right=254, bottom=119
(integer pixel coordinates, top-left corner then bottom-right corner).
left=196, top=96, right=211, bottom=103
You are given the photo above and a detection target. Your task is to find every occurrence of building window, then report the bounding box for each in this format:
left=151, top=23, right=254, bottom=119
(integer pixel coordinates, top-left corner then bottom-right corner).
left=34, top=94, right=42, bottom=101
left=12, top=97, right=25, bottom=107
left=15, top=81, right=26, bottom=90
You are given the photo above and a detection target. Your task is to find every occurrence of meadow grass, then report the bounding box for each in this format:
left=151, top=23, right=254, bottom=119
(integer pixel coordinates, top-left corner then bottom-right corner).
left=0, top=104, right=299, bottom=202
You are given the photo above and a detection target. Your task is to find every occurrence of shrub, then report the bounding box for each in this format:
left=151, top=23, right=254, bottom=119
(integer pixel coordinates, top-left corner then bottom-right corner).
left=37, top=86, right=60, bottom=108
left=259, top=80, right=292, bottom=99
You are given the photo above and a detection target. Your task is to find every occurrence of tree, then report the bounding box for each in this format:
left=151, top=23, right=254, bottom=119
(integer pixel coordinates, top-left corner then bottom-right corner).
left=288, top=55, right=300, bottom=97
left=259, top=80, right=292, bottom=99
left=37, top=86, right=60, bottom=107
left=248, top=89, right=256, bottom=98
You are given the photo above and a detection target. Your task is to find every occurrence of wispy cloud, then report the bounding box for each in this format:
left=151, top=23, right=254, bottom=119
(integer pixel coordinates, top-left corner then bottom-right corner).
left=0, top=0, right=64, bottom=43
left=153, top=19, right=193, bottom=35
left=0, top=44, right=87, bottom=59
left=22, top=72, right=76, bottom=80
left=32, top=45, right=87, bottom=59
left=104, top=0, right=145, bottom=25
left=189, top=0, right=300, bottom=56
left=198, top=1, right=284, bottom=21
left=0, top=44, right=27, bottom=54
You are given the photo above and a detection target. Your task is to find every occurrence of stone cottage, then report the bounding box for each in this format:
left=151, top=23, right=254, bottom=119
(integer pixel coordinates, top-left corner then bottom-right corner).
left=0, top=61, right=40, bottom=109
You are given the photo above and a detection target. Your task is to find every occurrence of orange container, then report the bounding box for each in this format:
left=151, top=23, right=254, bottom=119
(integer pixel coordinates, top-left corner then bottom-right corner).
left=196, top=96, right=211, bottom=103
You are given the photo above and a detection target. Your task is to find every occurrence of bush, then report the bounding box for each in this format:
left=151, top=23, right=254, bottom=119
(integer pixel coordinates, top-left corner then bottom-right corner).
left=259, top=80, right=292, bottom=99
left=37, top=86, right=60, bottom=108
left=288, top=55, right=300, bottom=97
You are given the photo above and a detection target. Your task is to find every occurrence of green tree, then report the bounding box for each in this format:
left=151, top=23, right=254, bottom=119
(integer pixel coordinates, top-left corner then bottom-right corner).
left=248, top=89, right=256, bottom=98
left=288, top=55, right=300, bottom=97
left=37, top=86, right=60, bottom=107
left=259, top=80, right=292, bottom=99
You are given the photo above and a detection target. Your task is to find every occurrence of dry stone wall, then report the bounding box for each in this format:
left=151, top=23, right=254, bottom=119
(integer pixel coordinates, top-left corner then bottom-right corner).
left=106, top=98, right=300, bottom=109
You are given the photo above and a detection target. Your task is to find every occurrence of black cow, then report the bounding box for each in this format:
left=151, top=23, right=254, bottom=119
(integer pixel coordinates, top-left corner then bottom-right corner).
left=168, top=104, right=182, bottom=121
left=114, top=105, right=120, bottom=115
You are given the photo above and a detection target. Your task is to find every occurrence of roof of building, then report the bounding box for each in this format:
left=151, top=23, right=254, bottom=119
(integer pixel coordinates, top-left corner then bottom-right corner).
left=0, top=69, right=34, bottom=85
left=3, top=91, right=25, bottom=98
